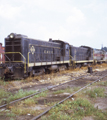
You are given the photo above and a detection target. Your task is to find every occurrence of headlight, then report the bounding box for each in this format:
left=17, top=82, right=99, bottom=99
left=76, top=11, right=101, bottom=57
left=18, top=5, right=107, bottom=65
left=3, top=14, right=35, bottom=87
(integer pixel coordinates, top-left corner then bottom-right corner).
left=10, top=34, right=14, bottom=38
left=9, top=33, right=15, bottom=39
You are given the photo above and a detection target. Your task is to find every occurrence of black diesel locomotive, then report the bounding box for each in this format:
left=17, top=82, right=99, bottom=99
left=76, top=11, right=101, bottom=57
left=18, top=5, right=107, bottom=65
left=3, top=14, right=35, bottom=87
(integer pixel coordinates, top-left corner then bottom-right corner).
left=0, top=33, right=93, bottom=79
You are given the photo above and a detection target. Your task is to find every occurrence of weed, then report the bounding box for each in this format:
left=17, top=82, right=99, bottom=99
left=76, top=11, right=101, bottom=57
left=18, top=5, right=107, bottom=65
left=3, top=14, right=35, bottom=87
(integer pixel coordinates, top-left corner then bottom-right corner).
left=0, top=110, right=16, bottom=120
left=34, top=91, right=47, bottom=98
left=97, top=81, right=107, bottom=86
left=53, top=90, right=65, bottom=94
left=43, top=98, right=96, bottom=120
left=11, top=107, right=41, bottom=116
left=86, top=87, right=105, bottom=98
left=53, top=88, right=73, bottom=94
left=42, top=111, right=71, bottom=120
left=6, top=112, right=16, bottom=117
left=8, top=89, right=37, bottom=102
left=0, top=80, right=8, bottom=86
left=53, top=97, right=107, bottom=119
left=94, top=110, right=107, bottom=120
left=0, top=89, right=11, bottom=99
left=43, top=97, right=107, bottom=120
left=47, top=102, right=57, bottom=106
left=73, top=87, right=81, bottom=91
left=11, top=107, right=27, bottom=115
left=23, top=98, right=37, bottom=106
left=10, top=118, right=15, bottom=120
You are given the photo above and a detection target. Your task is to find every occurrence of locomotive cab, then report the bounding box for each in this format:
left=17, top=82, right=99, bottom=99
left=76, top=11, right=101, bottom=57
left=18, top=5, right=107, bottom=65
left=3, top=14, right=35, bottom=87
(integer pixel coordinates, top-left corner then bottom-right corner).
left=52, top=40, right=70, bottom=68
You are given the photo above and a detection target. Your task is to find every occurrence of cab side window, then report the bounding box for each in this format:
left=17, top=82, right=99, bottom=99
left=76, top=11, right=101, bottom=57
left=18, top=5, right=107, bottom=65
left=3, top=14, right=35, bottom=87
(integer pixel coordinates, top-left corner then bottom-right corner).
left=65, top=44, right=69, bottom=51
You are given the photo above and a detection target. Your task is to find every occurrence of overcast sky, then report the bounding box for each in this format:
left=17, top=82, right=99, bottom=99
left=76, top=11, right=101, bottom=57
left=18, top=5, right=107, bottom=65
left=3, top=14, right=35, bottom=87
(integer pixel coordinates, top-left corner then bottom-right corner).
left=0, top=0, right=107, bottom=49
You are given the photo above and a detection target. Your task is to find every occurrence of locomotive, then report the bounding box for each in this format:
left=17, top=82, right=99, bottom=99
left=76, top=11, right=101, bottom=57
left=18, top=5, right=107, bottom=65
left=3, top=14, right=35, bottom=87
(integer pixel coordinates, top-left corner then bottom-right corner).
left=0, top=33, right=106, bottom=79
left=93, top=49, right=107, bottom=63
left=0, top=33, right=70, bottom=79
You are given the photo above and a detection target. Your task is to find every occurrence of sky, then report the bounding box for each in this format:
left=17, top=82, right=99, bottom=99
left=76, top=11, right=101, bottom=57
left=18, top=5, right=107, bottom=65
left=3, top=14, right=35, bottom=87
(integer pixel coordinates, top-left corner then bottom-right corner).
left=0, top=0, right=107, bottom=49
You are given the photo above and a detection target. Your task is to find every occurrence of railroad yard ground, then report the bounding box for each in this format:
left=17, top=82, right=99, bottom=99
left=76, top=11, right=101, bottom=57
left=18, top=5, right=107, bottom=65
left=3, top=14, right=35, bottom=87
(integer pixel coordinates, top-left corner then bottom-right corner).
left=0, top=63, right=107, bottom=120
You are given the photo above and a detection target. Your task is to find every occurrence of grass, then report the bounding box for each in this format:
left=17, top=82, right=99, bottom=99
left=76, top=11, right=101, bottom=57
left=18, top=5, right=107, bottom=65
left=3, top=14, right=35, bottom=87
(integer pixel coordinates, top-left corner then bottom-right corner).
left=9, top=90, right=47, bottom=116
left=23, top=98, right=38, bottom=106
left=53, top=88, right=73, bottom=94
left=41, top=84, right=107, bottom=120
left=96, top=81, right=107, bottom=86
left=0, top=72, right=107, bottom=119
left=73, top=87, right=81, bottom=91
left=34, top=91, right=48, bottom=98
left=0, top=89, right=38, bottom=105
left=47, top=101, right=57, bottom=106
left=11, top=107, right=43, bottom=116
left=11, top=107, right=32, bottom=115
left=94, top=110, right=107, bottom=120
left=0, top=80, right=9, bottom=86
left=6, top=112, right=16, bottom=117
left=0, top=89, right=12, bottom=105
left=0, top=110, right=16, bottom=120
left=42, top=111, right=72, bottom=120
left=16, top=90, right=48, bottom=107
left=41, top=98, right=107, bottom=120
left=85, top=87, right=105, bottom=98
left=7, top=89, right=37, bottom=102
left=0, top=89, right=11, bottom=99
left=52, top=87, right=81, bottom=95
left=41, top=98, right=95, bottom=120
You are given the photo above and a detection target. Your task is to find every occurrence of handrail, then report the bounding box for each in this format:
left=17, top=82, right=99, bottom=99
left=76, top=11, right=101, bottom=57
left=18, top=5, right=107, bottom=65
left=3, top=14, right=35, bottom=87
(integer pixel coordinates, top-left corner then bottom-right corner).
left=0, top=52, right=26, bottom=73
left=69, top=55, right=74, bottom=59
left=69, top=55, right=76, bottom=67
left=28, top=52, right=30, bottom=67
left=28, top=51, right=73, bottom=67
left=4, top=54, right=11, bottom=62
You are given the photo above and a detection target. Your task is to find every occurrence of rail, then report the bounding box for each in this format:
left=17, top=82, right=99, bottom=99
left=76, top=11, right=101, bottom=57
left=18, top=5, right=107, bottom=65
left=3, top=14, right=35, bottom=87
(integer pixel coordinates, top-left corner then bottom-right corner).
left=31, top=73, right=107, bottom=120
left=0, top=74, right=87, bottom=109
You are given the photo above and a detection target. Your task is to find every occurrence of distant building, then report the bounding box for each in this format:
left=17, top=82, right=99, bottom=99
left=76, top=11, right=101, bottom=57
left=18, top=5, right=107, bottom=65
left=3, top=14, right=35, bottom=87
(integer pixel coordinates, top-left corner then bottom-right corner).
left=0, top=43, right=5, bottom=63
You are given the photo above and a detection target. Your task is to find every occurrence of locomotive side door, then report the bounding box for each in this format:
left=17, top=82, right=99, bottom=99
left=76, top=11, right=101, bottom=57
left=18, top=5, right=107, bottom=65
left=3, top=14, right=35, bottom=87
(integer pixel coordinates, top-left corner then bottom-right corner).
left=65, top=44, right=69, bottom=55
left=65, top=44, right=70, bottom=60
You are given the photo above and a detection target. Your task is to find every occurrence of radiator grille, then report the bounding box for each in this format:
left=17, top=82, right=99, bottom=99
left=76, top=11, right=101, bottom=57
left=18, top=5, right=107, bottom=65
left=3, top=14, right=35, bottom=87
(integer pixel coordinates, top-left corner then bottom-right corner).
left=5, top=39, right=21, bottom=61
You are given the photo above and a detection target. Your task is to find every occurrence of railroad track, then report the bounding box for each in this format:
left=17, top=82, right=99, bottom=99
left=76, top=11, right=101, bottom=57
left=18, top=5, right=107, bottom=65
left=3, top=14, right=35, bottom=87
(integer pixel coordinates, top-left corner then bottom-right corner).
left=0, top=70, right=107, bottom=120
left=0, top=68, right=99, bottom=109
left=31, top=71, right=107, bottom=120
left=0, top=74, right=87, bottom=109
left=0, top=70, right=106, bottom=110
